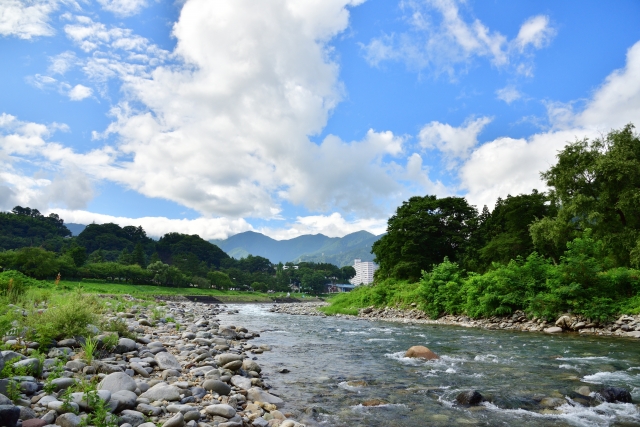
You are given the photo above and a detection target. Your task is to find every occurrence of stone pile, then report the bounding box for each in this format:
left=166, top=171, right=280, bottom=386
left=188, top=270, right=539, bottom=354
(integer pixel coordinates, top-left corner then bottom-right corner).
left=0, top=301, right=306, bottom=427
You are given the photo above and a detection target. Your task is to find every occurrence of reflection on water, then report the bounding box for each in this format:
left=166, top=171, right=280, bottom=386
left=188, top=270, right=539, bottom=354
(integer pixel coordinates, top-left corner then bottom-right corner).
left=217, top=304, right=640, bottom=427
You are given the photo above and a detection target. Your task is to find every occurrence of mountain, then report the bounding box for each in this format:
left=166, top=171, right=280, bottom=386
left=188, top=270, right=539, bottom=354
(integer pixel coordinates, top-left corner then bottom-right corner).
left=211, top=230, right=383, bottom=267
left=66, top=223, right=87, bottom=236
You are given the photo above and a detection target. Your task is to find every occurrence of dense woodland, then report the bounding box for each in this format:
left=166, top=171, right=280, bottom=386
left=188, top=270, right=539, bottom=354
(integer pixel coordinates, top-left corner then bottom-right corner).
left=0, top=209, right=356, bottom=294
left=357, top=124, right=640, bottom=320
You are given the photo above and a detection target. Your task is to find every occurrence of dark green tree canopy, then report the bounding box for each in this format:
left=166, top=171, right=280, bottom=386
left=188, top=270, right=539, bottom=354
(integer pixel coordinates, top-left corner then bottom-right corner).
left=0, top=207, right=71, bottom=251
left=156, top=232, right=229, bottom=269
left=372, top=195, right=478, bottom=280
left=77, top=223, right=154, bottom=254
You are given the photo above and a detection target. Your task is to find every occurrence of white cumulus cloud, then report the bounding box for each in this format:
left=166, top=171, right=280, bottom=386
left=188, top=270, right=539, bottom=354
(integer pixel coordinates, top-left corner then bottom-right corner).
left=96, top=0, right=148, bottom=17
left=0, top=0, right=58, bottom=39
left=496, top=85, right=522, bottom=104
left=419, top=116, right=492, bottom=161
left=68, top=84, right=92, bottom=100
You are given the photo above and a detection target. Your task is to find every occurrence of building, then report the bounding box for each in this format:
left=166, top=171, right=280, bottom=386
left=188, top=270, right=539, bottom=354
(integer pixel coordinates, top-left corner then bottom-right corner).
left=349, top=259, right=378, bottom=285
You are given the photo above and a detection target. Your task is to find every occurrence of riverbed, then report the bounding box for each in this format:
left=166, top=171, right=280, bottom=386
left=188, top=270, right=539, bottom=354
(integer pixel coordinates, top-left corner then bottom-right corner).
left=218, top=304, right=640, bottom=427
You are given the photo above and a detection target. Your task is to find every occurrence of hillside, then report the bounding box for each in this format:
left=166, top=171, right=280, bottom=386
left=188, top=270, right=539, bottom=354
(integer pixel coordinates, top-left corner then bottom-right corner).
left=211, top=230, right=382, bottom=266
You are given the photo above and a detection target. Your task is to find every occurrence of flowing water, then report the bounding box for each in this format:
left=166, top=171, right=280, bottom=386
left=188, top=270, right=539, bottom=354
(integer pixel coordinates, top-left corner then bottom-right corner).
left=217, top=304, right=640, bottom=427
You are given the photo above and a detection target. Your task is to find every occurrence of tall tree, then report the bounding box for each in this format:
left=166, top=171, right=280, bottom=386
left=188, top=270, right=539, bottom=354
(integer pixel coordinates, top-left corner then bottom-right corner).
left=372, top=195, right=478, bottom=281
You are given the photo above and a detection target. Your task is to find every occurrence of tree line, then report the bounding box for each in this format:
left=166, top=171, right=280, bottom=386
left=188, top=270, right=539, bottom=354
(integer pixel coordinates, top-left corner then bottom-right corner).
left=0, top=210, right=355, bottom=293
left=369, top=124, right=640, bottom=320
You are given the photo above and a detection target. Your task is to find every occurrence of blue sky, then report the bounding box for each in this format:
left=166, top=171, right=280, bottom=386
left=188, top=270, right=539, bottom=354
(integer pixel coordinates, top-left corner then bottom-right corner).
left=2, top=0, right=640, bottom=240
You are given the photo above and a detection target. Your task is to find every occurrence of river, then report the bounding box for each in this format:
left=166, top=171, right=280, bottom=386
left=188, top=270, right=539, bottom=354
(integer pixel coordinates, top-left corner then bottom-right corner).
left=217, top=304, right=640, bottom=427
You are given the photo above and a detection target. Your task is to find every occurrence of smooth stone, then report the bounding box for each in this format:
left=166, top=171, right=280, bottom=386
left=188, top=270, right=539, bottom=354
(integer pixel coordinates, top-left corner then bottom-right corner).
left=162, top=412, right=184, bottom=427
left=48, top=401, right=79, bottom=413
left=116, top=338, right=138, bottom=354
left=246, top=388, right=284, bottom=408
left=456, top=390, right=483, bottom=406
left=155, top=353, right=182, bottom=371
left=0, top=405, right=20, bottom=427
left=140, top=383, right=181, bottom=401
left=242, top=360, right=261, bottom=373
left=205, top=404, right=235, bottom=418
left=405, top=346, right=439, bottom=360
left=136, top=404, right=163, bottom=416
left=167, top=404, right=193, bottom=414
left=54, top=412, right=81, bottom=427
left=92, top=361, right=123, bottom=374
left=230, top=375, right=252, bottom=390
left=19, top=405, right=37, bottom=420
left=202, top=380, right=230, bottom=396
left=22, top=419, right=48, bottom=427
left=50, top=378, right=76, bottom=392
left=544, top=327, right=563, bottom=334
left=20, top=381, right=39, bottom=395
left=130, top=362, right=150, bottom=378
left=183, top=411, right=200, bottom=422
left=0, top=394, right=11, bottom=405
left=37, top=396, right=59, bottom=406
left=119, top=410, right=146, bottom=427
left=600, top=387, right=632, bottom=403
left=252, top=418, right=269, bottom=427
left=71, top=390, right=111, bottom=411
left=99, top=371, right=137, bottom=393
left=13, top=358, right=41, bottom=373
left=222, top=360, right=242, bottom=371
left=111, top=390, right=138, bottom=412
left=216, top=354, right=243, bottom=366
left=138, top=424, right=157, bottom=427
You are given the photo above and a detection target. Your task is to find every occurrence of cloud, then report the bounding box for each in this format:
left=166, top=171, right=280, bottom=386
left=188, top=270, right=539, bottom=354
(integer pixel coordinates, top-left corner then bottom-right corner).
left=496, top=85, right=521, bottom=104
left=96, top=0, right=148, bottom=17
left=362, top=0, right=555, bottom=75
left=259, top=212, right=387, bottom=240
left=418, top=116, right=491, bottom=161
left=49, top=51, right=78, bottom=75
left=68, top=84, right=92, bottom=100
left=515, top=15, right=555, bottom=51
left=44, top=209, right=254, bottom=240
left=0, top=0, right=58, bottom=39
left=457, top=40, right=640, bottom=209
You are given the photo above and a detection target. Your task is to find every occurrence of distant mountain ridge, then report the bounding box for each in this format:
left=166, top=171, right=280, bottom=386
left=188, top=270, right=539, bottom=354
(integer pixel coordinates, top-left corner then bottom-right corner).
left=211, top=230, right=383, bottom=267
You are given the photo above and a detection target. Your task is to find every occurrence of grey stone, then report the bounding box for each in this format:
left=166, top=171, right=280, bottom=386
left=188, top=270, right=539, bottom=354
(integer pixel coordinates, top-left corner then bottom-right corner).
left=1, top=351, right=25, bottom=363
left=230, top=375, right=251, bottom=390
left=0, top=394, right=11, bottom=405
left=242, top=360, right=261, bottom=373
left=91, top=361, right=123, bottom=374
left=37, top=396, right=59, bottom=406
left=71, top=390, right=111, bottom=411
left=140, top=383, right=181, bottom=401
left=204, top=370, right=220, bottom=380
left=22, top=419, right=48, bottom=427
left=50, top=378, right=76, bottom=392
left=136, top=404, right=162, bottom=417
left=252, top=417, right=269, bottom=427
left=13, top=358, right=40, bottom=374
left=600, top=387, right=632, bottom=403
left=54, top=413, right=81, bottom=427
left=119, top=410, right=146, bottom=427
left=162, top=412, right=184, bottom=427
left=19, top=381, right=39, bottom=395
left=202, top=380, right=230, bottom=396
left=216, top=354, right=243, bottom=366
left=183, top=411, right=200, bottom=422
left=47, top=348, right=72, bottom=358
left=544, top=326, right=563, bottom=334
left=205, top=404, right=235, bottom=418
left=456, top=390, right=483, bottom=406
left=56, top=339, right=77, bottom=348
left=130, top=362, right=150, bottom=378
left=0, top=405, right=20, bottom=427
left=222, top=360, right=242, bottom=371
left=162, top=369, right=181, bottom=380
left=246, top=388, right=284, bottom=408
left=40, top=409, right=57, bottom=424
left=138, top=424, right=157, bottom=427
left=155, top=352, right=181, bottom=371
left=19, top=405, right=37, bottom=420
left=115, top=338, right=137, bottom=353
left=48, top=400, right=80, bottom=413
left=110, top=390, right=138, bottom=412
left=98, top=371, right=137, bottom=393
left=166, top=404, right=193, bottom=413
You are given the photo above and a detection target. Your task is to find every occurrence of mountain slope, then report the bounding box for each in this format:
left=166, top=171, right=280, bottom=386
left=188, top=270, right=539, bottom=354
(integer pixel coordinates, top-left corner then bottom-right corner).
left=212, top=230, right=383, bottom=266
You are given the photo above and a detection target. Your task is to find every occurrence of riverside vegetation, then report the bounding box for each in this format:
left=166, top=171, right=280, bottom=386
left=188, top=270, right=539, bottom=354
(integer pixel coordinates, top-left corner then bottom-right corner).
left=0, top=274, right=306, bottom=427
left=322, top=124, right=640, bottom=325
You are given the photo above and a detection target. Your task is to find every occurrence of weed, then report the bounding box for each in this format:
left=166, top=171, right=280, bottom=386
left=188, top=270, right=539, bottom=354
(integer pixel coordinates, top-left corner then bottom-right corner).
left=43, top=359, right=65, bottom=394
left=81, top=390, right=118, bottom=427
left=100, top=317, right=134, bottom=340
left=150, top=307, right=165, bottom=321
left=60, top=387, right=78, bottom=414
left=80, top=337, right=98, bottom=364
left=101, top=333, right=118, bottom=352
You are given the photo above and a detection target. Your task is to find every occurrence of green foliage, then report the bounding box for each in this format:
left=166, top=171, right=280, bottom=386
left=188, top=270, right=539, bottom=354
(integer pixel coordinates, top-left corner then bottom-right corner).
left=43, top=359, right=66, bottom=394
left=80, top=337, right=98, bottom=364
left=0, top=207, right=71, bottom=252
left=0, top=270, right=34, bottom=302
left=27, top=292, right=99, bottom=344
left=207, top=270, right=233, bottom=290
left=372, top=195, right=478, bottom=281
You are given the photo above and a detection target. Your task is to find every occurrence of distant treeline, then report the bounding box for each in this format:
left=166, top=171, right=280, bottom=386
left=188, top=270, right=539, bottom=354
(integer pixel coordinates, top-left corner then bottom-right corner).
left=0, top=208, right=355, bottom=294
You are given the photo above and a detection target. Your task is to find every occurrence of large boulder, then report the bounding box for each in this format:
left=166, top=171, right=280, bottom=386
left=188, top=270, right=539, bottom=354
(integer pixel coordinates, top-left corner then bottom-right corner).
left=405, top=346, right=439, bottom=360
left=555, top=315, right=574, bottom=329
left=456, top=390, right=483, bottom=406
left=600, top=387, right=632, bottom=403
left=98, top=372, right=137, bottom=393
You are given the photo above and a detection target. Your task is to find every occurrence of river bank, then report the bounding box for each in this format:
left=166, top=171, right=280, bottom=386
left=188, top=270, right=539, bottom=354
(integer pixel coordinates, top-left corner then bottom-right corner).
left=270, top=302, right=640, bottom=339
left=0, top=299, right=307, bottom=427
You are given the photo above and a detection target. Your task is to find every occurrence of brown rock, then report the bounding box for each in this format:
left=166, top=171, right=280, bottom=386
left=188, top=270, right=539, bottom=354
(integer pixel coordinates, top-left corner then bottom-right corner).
left=405, top=346, right=439, bottom=360
left=362, top=399, right=386, bottom=407
left=22, top=420, right=48, bottom=427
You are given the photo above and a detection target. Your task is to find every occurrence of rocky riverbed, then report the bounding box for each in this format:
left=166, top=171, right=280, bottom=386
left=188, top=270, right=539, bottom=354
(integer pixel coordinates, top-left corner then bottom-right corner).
left=0, top=299, right=306, bottom=427
left=270, top=302, right=640, bottom=338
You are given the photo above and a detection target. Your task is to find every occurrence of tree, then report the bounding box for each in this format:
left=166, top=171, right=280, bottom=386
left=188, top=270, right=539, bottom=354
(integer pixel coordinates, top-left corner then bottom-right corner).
left=532, top=124, right=640, bottom=266
left=207, top=270, right=233, bottom=290
left=372, top=195, right=478, bottom=281
left=13, top=247, right=58, bottom=279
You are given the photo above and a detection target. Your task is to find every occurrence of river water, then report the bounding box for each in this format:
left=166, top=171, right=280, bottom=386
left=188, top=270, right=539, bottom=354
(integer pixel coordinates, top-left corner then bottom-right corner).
left=217, top=304, right=640, bottom=427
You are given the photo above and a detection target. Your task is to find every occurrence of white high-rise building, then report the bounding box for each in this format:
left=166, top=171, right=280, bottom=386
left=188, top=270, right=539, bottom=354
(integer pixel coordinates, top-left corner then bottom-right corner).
left=350, top=259, right=378, bottom=285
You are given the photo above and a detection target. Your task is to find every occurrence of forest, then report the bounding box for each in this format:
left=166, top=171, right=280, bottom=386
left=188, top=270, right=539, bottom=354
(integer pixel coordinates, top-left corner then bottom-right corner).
left=328, top=124, right=640, bottom=320
left=0, top=208, right=355, bottom=294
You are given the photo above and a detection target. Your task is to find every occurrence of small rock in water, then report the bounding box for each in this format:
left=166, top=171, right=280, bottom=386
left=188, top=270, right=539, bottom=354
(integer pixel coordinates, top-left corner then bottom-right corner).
left=456, top=390, right=483, bottom=406
left=405, top=345, right=439, bottom=360
left=600, top=387, right=632, bottom=403
left=361, top=399, right=386, bottom=407
left=544, top=326, right=563, bottom=334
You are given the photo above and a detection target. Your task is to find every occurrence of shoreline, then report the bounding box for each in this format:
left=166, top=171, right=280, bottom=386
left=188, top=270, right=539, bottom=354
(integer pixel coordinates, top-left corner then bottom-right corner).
left=0, top=298, right=307, bottom=427
left=269, top=302, right=640, bottom=340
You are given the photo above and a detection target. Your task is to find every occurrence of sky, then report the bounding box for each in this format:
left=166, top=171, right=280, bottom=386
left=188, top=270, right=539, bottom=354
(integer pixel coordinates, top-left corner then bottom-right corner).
left=2, top=0, right=640, bottom=241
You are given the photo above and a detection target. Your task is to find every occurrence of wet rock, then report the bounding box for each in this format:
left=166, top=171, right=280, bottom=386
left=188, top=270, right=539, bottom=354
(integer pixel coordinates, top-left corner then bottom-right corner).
left=600, top=387, right=632, bottom=403
left=539, top=397, right=565, bottom=408
left=544, top=327, right=563, bottom=334
left=203, top=379, right=231, bottom=396
left=0, top=405, right=20, bottom=427
left=99, top=371, right=137, bottom=393
left=155, top=352, right=182, bottom=371
left=217, top=353, right=243, bottom=366
left=456, top=390, right=483, bottom=406
left=555, top=315, right=573, bottom=329
left=246, top=387, right=284, bottom=408
left=575, top=386, right=591, bottom=397
left=361, top=399, right=386, bottom=407
left=404, top=346, right=439, bottom=360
